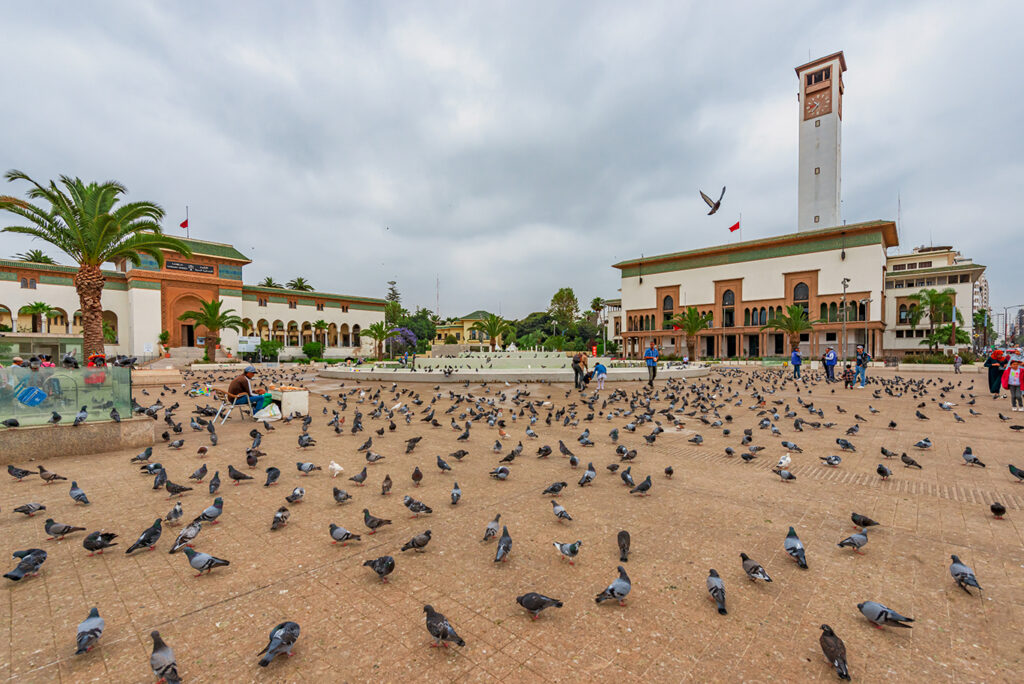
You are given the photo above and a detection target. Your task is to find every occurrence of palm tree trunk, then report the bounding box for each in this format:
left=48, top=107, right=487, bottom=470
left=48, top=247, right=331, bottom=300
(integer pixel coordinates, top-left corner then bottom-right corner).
left=75, top=265, right=106, bottom=357
left=205, top=330, right=218, bottom=362
left=687, top=339, right=697, bottom=362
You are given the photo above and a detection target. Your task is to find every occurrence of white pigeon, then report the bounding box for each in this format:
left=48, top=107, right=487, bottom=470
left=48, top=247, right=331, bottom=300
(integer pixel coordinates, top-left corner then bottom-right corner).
left=776, top=452, right=792, bottom=470
left=329, top=461, right=344, bottom=478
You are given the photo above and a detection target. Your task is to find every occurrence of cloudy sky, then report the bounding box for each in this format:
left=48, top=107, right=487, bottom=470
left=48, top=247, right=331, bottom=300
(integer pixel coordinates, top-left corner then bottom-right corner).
left=2, top=1, right=1021, bottom=321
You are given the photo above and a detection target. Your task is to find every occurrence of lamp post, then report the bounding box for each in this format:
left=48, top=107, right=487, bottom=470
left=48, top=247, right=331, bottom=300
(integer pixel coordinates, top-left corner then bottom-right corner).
left=840, top=278, right=850, bottom=361
left=859, top=298, right=873, bottom=357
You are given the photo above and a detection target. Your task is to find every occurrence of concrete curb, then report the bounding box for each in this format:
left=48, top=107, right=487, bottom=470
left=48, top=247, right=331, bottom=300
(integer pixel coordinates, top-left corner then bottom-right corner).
left=318, top=366, right=710, bottom=383
left=0, top=416, right=153, bottom=465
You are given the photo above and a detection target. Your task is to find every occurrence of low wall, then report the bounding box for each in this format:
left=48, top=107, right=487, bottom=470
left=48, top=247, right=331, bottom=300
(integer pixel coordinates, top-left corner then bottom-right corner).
left=319, top=365, right=710, bottom=384
left=0, top=416, right=154, bottom=465
left=132, top=369, right=182, bottom=386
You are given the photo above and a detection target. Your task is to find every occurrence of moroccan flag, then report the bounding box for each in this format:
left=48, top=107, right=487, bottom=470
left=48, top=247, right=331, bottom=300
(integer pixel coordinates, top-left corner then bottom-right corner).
left=728, top=221, right=740, bottom=233
left=179, top=218, right=189, bottom=229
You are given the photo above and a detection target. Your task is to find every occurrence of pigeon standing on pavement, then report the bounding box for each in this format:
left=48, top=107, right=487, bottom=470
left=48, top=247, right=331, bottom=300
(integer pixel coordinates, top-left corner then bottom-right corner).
left=741, top=553, right=772, bottom=582
left=837, top=529, right=869, bottom=554
left=706, top=569, right=727, bottom=615
left=363, top=555, right=395, bottom=582
left=75, top=607, right=105, bottom=654
left=595, top=565, right=631, bottom=605
left=858, top=601, right=913, bottom=628
left=424, top=605, right=465, bottom=648
left=495, top=525, right=513, bottom=562
left=257, top=621, right=300, bottom=667
left=784, top=527, right=808, bottom=568
left=949, top=554, right=982, bottom=594
left=516, top=593, right=563, bottom=619
left=69, top=481, right=90, bottom=505
left=150, top=631, right=181, bottom=683
left=182, top=547, right=230, bottom=576
left=483, top=514, right=501, bottom=542
left=618, top=530, right=631, bottom=562
left=819, top=624, right=851, bottom=680
left=126, top=519, right=162, bottom=553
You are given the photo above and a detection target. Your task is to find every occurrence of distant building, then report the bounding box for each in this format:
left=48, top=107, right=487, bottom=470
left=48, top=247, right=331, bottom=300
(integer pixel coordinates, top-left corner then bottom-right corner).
left=973, top=274, right=989, bottom=313
left=598, top=298, right=623, bottom=350
left=433, top=310, right=504, bottom=350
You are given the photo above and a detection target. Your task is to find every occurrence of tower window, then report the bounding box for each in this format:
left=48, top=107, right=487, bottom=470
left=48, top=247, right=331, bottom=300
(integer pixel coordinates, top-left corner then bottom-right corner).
left=805, top=67, right=831, bottom=86
left=814, top=216, right=820, bottom=223
left=814, top=167, right=820, bottom=175
left=815, top=120, right=821, bottom=128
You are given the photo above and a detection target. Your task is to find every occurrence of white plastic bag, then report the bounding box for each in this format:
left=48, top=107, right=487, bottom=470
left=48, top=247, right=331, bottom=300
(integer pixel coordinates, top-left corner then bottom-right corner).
left=254, top=403, right=282, bottom=421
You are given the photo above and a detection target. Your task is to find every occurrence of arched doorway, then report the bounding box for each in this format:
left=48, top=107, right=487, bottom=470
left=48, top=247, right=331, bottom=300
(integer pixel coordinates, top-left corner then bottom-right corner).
left=169, top=294, right=206, bottom=347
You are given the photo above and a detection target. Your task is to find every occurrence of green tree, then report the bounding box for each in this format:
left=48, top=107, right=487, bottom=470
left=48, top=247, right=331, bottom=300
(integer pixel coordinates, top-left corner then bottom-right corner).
left=102, top=321, right=117, bottom=344
left=258, top=338, right=283, bottom=360
left=385, top=280, right=401, bottom=304
left=13, top=248, right=56, bottom=264
left=19, top=301, right=57, bottom=333
left=470, top=313, right=514, bottom=352
left=286, top=277, right=314, bottom=291
left=384, top=301, right=405, bottom=327
left=302, top=341, right=324, bottom=360
left=0, top=170, right=192, bottom=356
left=973, top=308, right=996, bottom=348
left=444, top=334, right=458, bottom=344
left=177, top=299, right=243, bottom=362
left=259, top=276, right=282, bottom=288
left=363, top=321, right=398, bottom=359
left=515, top=311, right=553, bottom=339
left=907, top=287, right=956, bottom=352
left=926, top=323, right=969, bottom=349
left=399, top=307, right=437, bottom=353
left=668, top=307, right=713, bottom=361
left=761, top=304, right=813, bottom=352
left=312, top=319, right=328, bottom=347
left=548, top=287, right=580, bottom=327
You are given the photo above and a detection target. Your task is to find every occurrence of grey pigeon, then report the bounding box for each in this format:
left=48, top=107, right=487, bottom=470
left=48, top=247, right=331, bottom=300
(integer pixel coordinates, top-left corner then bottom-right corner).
left=14, top=502, right=45, bottom=516
left=784, top=526, right=808, bottom=568
left=332, top=487, right=351, bottom=504
left=188, top=464, right=207, bottom=482
left=819, top=454, right=841, bottom=467
left=516, top=592, right=563, bottom=619
left=150, top=631, right=181, bottom=683
left=4, top=548, right=47, bottom=581
left=296, top=461, right=321, bottom=475
left=271, top=506, right=290, bottom=530
left=285, top=487, right=305, bottom=504
left=329, top=523, right=360, bottom=545
left=403, top=495, right=432, bottom=517
left=553, top=539, right=581, bottom=564
left=126, top=519, right=162, bottom=553
left=630, top=474, right=653, bottom=495
left=949, top=554, right=982, bottom=594
left=960, top=447, right=985, bottom=467
left=264, top=467, right=280, bottom=487
left=450, top=482, right=461, bottom=505
left=741, top=553, right=772, bottom=582
left=363, top=555, right=395, bottom=581
left=182, top=547, right=230, bottom=576
left=73, top=406, right=88, bottom=426
left=424, top=604, right=465, bottom=648
left=706, top=569, right=727, bottom=615
left=83, top=531, right=118, bottom=555
left=618, top=530, right=631, bottom=562
left=819, top=624, right=851, bottom=680
left=876, top=463, right=892, bottom=480
left=75, top=607, right=104, bottom=654
left=857, top=600, right=913, bottom=628
left=483, top=513, right=501, bottom=542
left=169, top=520, right=201, bottom=553
left=542, top=481, right=567, bottom=495
left=45, top=518, right=85, bottom=539
left=551, top=499, right=572, bottom=521
left=193, top=497, right=223, bottom=524
left=165, top=502, right=183, bottom=525
left=68, top=481, right=89, bottom=505
left=595, top=565, right=631, bottom=604
left=489, top=466, right=510, bottom=480
left=495, top=525, right=512, bottom=562
left=850, top=513, right=878, bottom=528
left=401, top=530, right=432, bottom=552
left=699, top=186, right=725, bottom=215
left=837, top=528, right=869, bottom=554
left=257, top=621, right=300, bottom=667
left=900, top=453, right=922, bottom=469
left=578, top=462, right=596, bottom=486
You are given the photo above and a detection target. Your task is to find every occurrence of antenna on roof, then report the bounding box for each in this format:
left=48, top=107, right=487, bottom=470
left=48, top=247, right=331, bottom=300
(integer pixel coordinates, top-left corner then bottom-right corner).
left=435, top=274, right=440, bottom=317
left=897, top=192, right=902, bottom=245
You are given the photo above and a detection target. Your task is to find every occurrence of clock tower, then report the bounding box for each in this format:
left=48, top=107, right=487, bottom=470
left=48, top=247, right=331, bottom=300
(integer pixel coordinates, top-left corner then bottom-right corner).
left=796, top=51, right=846, bottom=231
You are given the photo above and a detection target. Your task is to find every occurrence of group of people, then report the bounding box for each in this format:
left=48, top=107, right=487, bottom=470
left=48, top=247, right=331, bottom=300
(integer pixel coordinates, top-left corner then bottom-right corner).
left=791, top=344, right=871, bottom=388
left=570, top=351, right=609, bottom=390
left=985, top=348, right=1024, bottom=411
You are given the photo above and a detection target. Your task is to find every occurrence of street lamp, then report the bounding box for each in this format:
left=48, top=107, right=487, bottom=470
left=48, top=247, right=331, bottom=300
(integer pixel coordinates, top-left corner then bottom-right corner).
left=859, top=298, right=873, bottom=356
left=840, top=278, right=850, bottom=361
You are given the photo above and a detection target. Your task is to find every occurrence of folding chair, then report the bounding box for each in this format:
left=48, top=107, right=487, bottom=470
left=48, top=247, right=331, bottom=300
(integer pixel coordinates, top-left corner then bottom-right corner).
left=212, top=389, right=254, bottom=425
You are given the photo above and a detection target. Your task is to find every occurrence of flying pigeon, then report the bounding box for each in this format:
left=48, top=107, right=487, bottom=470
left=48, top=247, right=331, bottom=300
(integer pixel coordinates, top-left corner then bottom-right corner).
left=699, top=186, right=726, bottom=215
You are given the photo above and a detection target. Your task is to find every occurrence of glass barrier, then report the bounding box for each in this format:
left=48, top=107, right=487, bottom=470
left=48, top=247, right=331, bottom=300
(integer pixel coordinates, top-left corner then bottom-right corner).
left=0, top=365, right=132, bottom=427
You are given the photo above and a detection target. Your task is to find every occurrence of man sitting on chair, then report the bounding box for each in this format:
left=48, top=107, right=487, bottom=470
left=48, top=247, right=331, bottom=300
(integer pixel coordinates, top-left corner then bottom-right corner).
left=227, top=365, right=268, bottom=414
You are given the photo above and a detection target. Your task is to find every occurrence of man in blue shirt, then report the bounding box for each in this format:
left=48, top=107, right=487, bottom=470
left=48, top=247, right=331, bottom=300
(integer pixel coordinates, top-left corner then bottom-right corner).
left=790, top=347, right=802, bottom=379
left=643, top=340, right=659, bottom=387
left=824, top=346, right=838, bottom=382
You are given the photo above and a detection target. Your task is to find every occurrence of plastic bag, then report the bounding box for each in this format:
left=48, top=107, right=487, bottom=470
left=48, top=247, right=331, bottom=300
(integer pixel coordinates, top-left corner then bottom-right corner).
left=254, top=403, right=282, bottom=421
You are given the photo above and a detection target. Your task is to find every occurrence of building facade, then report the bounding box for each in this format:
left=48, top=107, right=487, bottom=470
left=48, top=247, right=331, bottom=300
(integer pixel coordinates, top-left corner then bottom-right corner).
left=433, top=311, right=504, bottom=350
left=973, top=274, right=989, bottom=313
left=0, top=237, right=384, bottom=361
left=797, top=52, right=846, bottom=232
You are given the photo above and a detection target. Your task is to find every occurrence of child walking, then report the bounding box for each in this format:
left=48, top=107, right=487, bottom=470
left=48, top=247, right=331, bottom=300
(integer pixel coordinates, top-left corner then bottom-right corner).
left=1002, top=358, right=1023, bottom=411
left=842, top=363, right=855, bottom=389
left=593, top=361, right=608, bottom=390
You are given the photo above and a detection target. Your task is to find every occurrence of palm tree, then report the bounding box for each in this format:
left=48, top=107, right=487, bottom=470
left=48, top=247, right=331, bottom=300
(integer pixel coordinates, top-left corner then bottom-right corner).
left=312, top=319, right=328, bottom=347
left=259, top=276, right=283, bottom=288
left=471, top=313, right=515, bottom=352
left=286, top=277, right=314, bottom=291
left=19, top=301, right=57, bottom=333
left=0, top=170, right=191, bottom=356
left=177, top=299, right=243, bottom=362
left=667, top=307, right=713, bottom=361
left=363, top=321, right=397, bottom=360
left=907, top=287, right=956, bottom=351
left=761, top=304, right=814, bottom=351
left=13, top=248, right=56, bottom=264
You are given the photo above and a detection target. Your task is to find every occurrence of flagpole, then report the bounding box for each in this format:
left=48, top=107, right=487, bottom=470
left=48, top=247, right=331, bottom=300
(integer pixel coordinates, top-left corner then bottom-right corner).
left=185, top=205, right=190, bottom=239
left=739, top=212, right=742, bottom=242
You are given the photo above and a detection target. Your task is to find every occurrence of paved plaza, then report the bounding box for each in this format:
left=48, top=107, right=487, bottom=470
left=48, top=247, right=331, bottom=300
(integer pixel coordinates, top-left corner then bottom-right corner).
left=2, top=366, right=1023, bottom=682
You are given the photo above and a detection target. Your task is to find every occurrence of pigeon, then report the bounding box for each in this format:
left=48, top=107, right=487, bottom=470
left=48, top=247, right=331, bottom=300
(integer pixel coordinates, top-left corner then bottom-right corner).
left=165, top=481, right=192, bottom=498
left=857, top=601, right=913, bottom=628
left=257, top=621, right=300, bottom=667
left=7, top=465, right=34, bottom=481
left=4, top=548, right=47, bottom=581
left=2, top=417, right=20, bottom=428
left=75, top=607, right=105, bottom=654
left=850, top=513, right=878, bottom=528
left=699, top=186, right=726, bottom=215
left=578, top=462, right=596, bottom=487
left=164, top=502, right=183, bottom=525
left=913, top=437, right=932, bottom=449
left=495, top=525, right=513, bottom=562
left=706, top=569, right=727, bottom=615
left=949, top=554, right=982, bottom=594
left=403, top=495, right=432, bottom=517
left=835, top=439, right=856, bottom=452
left=876, top=463, right=892, bottom=480
left=73, top=406, right=88, bottom=426
left=776, top=452, right=792, bottom=470
left=14, top=502, right=45, bottom=517
left=411, top=466, right=423, bottom=486
left=362, top=508, right=391, bottom=534
left=350, top=467, right=368, bottom=486
left=167, top=439, right=184, bottom=450
left=741, top=553, right=772, bottom=582
left=490, top=466, right=511, bottom=480
left=553, top=539, right=582, bottom=564
left=83, top=531, right=118, bottom=555
left=381, top=473, right=393, bottom=496
left=193, top=497, right=223, bottom=524
left=37, top=465, right=68, bottom=483
left=436, top=455, right=452, bottom=473
left=617, top=530, right=631, bottom=562
left=259, top=467, right=280, bottom=488
left=915, top=410, right=929, bottom=420
left=595, top=565, right=631, bottom=605
left=819, top=624, right=851, bottom=681
left=401, top=530, right=432, bottom=552
left=551, top=500, right=572, bottom=521
left=837, top=528, right=869, bottom=554
left=516, top=592, right=563, bottom=619
left=228, top=465, right=253, bottom=484
left=819, top=454, right=841, bottom=467
left=784, top=527, right=808, bottom=568
left=664, top=465, right=674, bottom=478
left=131, top=447, right=154, bottom=463
left=536, top=445, right=552, bottom=458
left=630, top=474, right=653, bottom=495
left=126, top=519, right=162, bottom=553
left=285, top=487, right=305, bottom=504
left=169, top=520, right=201, bottom=553
left=150, top=631, right=181, bottom=684
left=296, top=462, right=321, bottom=475
left=424, top=605, right=465, bottom=648
left=363, top=555, right=395, bottom=582
left=900, top=453, right=922, bottom=469
left=182, top=547, right=230, bottom=576
left=483, top=513, right=501, bottom=542
left=1009, top=464, right=1024, bottom=482
left=329, top=524, right=360, bottom=545
left=328, top=461, right=344, bottom=478
left=297, top=434, right=315, bottom=449
left=961, top=447, right=985, bottom=467
left=45, top=518, right=86, bottom=539
left=991, top=502, right=1006, bottom=519
left=773, top=468, right=796, bottom=481
left=188, top=464, right=208, bottom=483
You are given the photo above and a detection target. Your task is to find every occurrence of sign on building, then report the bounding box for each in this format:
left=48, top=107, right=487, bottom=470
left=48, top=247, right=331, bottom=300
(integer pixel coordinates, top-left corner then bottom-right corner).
left=236, top=336, right=260, bottom=352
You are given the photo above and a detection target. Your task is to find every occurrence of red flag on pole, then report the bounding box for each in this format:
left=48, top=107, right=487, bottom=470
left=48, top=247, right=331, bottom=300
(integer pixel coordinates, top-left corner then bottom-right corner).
left=179, top=218, right=188, bottom=229
left=728, top=220, right=740, bottom=233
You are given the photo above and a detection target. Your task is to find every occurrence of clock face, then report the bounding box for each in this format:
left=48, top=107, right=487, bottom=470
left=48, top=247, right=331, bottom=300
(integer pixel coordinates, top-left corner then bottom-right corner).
left=804, top=90, right=833, bottom=120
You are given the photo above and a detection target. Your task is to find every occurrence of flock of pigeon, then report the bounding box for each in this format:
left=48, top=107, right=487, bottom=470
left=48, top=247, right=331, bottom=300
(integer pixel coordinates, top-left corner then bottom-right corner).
left=4, top=363, right=1023, bottom=680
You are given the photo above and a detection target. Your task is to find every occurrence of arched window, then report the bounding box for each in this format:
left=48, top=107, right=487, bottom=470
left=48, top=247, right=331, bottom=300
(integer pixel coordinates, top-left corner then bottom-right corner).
left=858, top=302, right=866, bottom=321
left=820, top=303, right=828, bottom=321
left=722, top=290, right=735, bottom=327
left=662, top=296, right=674, bottom=311
left=898, top=304, right=907, bottom=323
left=722, top=290, right=735, bottom=306
left=352, top=324, right=361, bottom=346
left=793, top=282, right=809, bottom=301
left=744, top=309, right=751, bottom=326
left=829, top=302, right=838, bottom=322
left=759, top=307, right=767, bottom=325
left=768, top=306, right=775, bottom=321
left=662, top=296, right=674, bottom=328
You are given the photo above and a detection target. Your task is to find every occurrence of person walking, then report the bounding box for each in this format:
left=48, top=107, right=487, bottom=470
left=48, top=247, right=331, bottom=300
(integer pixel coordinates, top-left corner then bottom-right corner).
left=953, top=352, right=962, bottom=374
left=593, top=360, right=608, bottom=390
left=571, top=351, right=588, bottom=391
left=984, top=350, right=1007, bottom=397
left=790, top=347, right=802, bottom=379
left=824, top=346, right=838, bottom=382
left=1003, top=357, right=1023, bottom=411
left=854, top=344, right=871, bottom=388
left=644, top=340, right=659, bottom=387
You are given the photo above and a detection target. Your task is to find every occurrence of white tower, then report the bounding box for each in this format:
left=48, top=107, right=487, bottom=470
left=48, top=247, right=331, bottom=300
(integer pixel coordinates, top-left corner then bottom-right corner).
left=796, top=51, right=846, bottom=231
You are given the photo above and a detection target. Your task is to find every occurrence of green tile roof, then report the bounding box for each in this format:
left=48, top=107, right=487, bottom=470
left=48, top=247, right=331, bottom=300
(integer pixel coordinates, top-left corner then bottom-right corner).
left=170, top=237, right=251, bottom=263
left=461, top=310, right=492, bottom=320
left=0, top=259, right=125, bottom=279
left=242, top=285, right=385, bottom=306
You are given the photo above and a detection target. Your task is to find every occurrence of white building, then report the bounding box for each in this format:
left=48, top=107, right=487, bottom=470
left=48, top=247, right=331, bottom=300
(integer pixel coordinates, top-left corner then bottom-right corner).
left=973, top=274, right=989, bottom=313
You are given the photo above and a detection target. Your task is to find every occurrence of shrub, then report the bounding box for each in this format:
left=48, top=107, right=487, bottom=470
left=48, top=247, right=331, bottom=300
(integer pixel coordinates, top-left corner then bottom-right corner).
left=258, top=339, right=284, bottom=360
left=444, top=334, right=458, bottom=344
left=302, top=341, right=324, bottom=360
